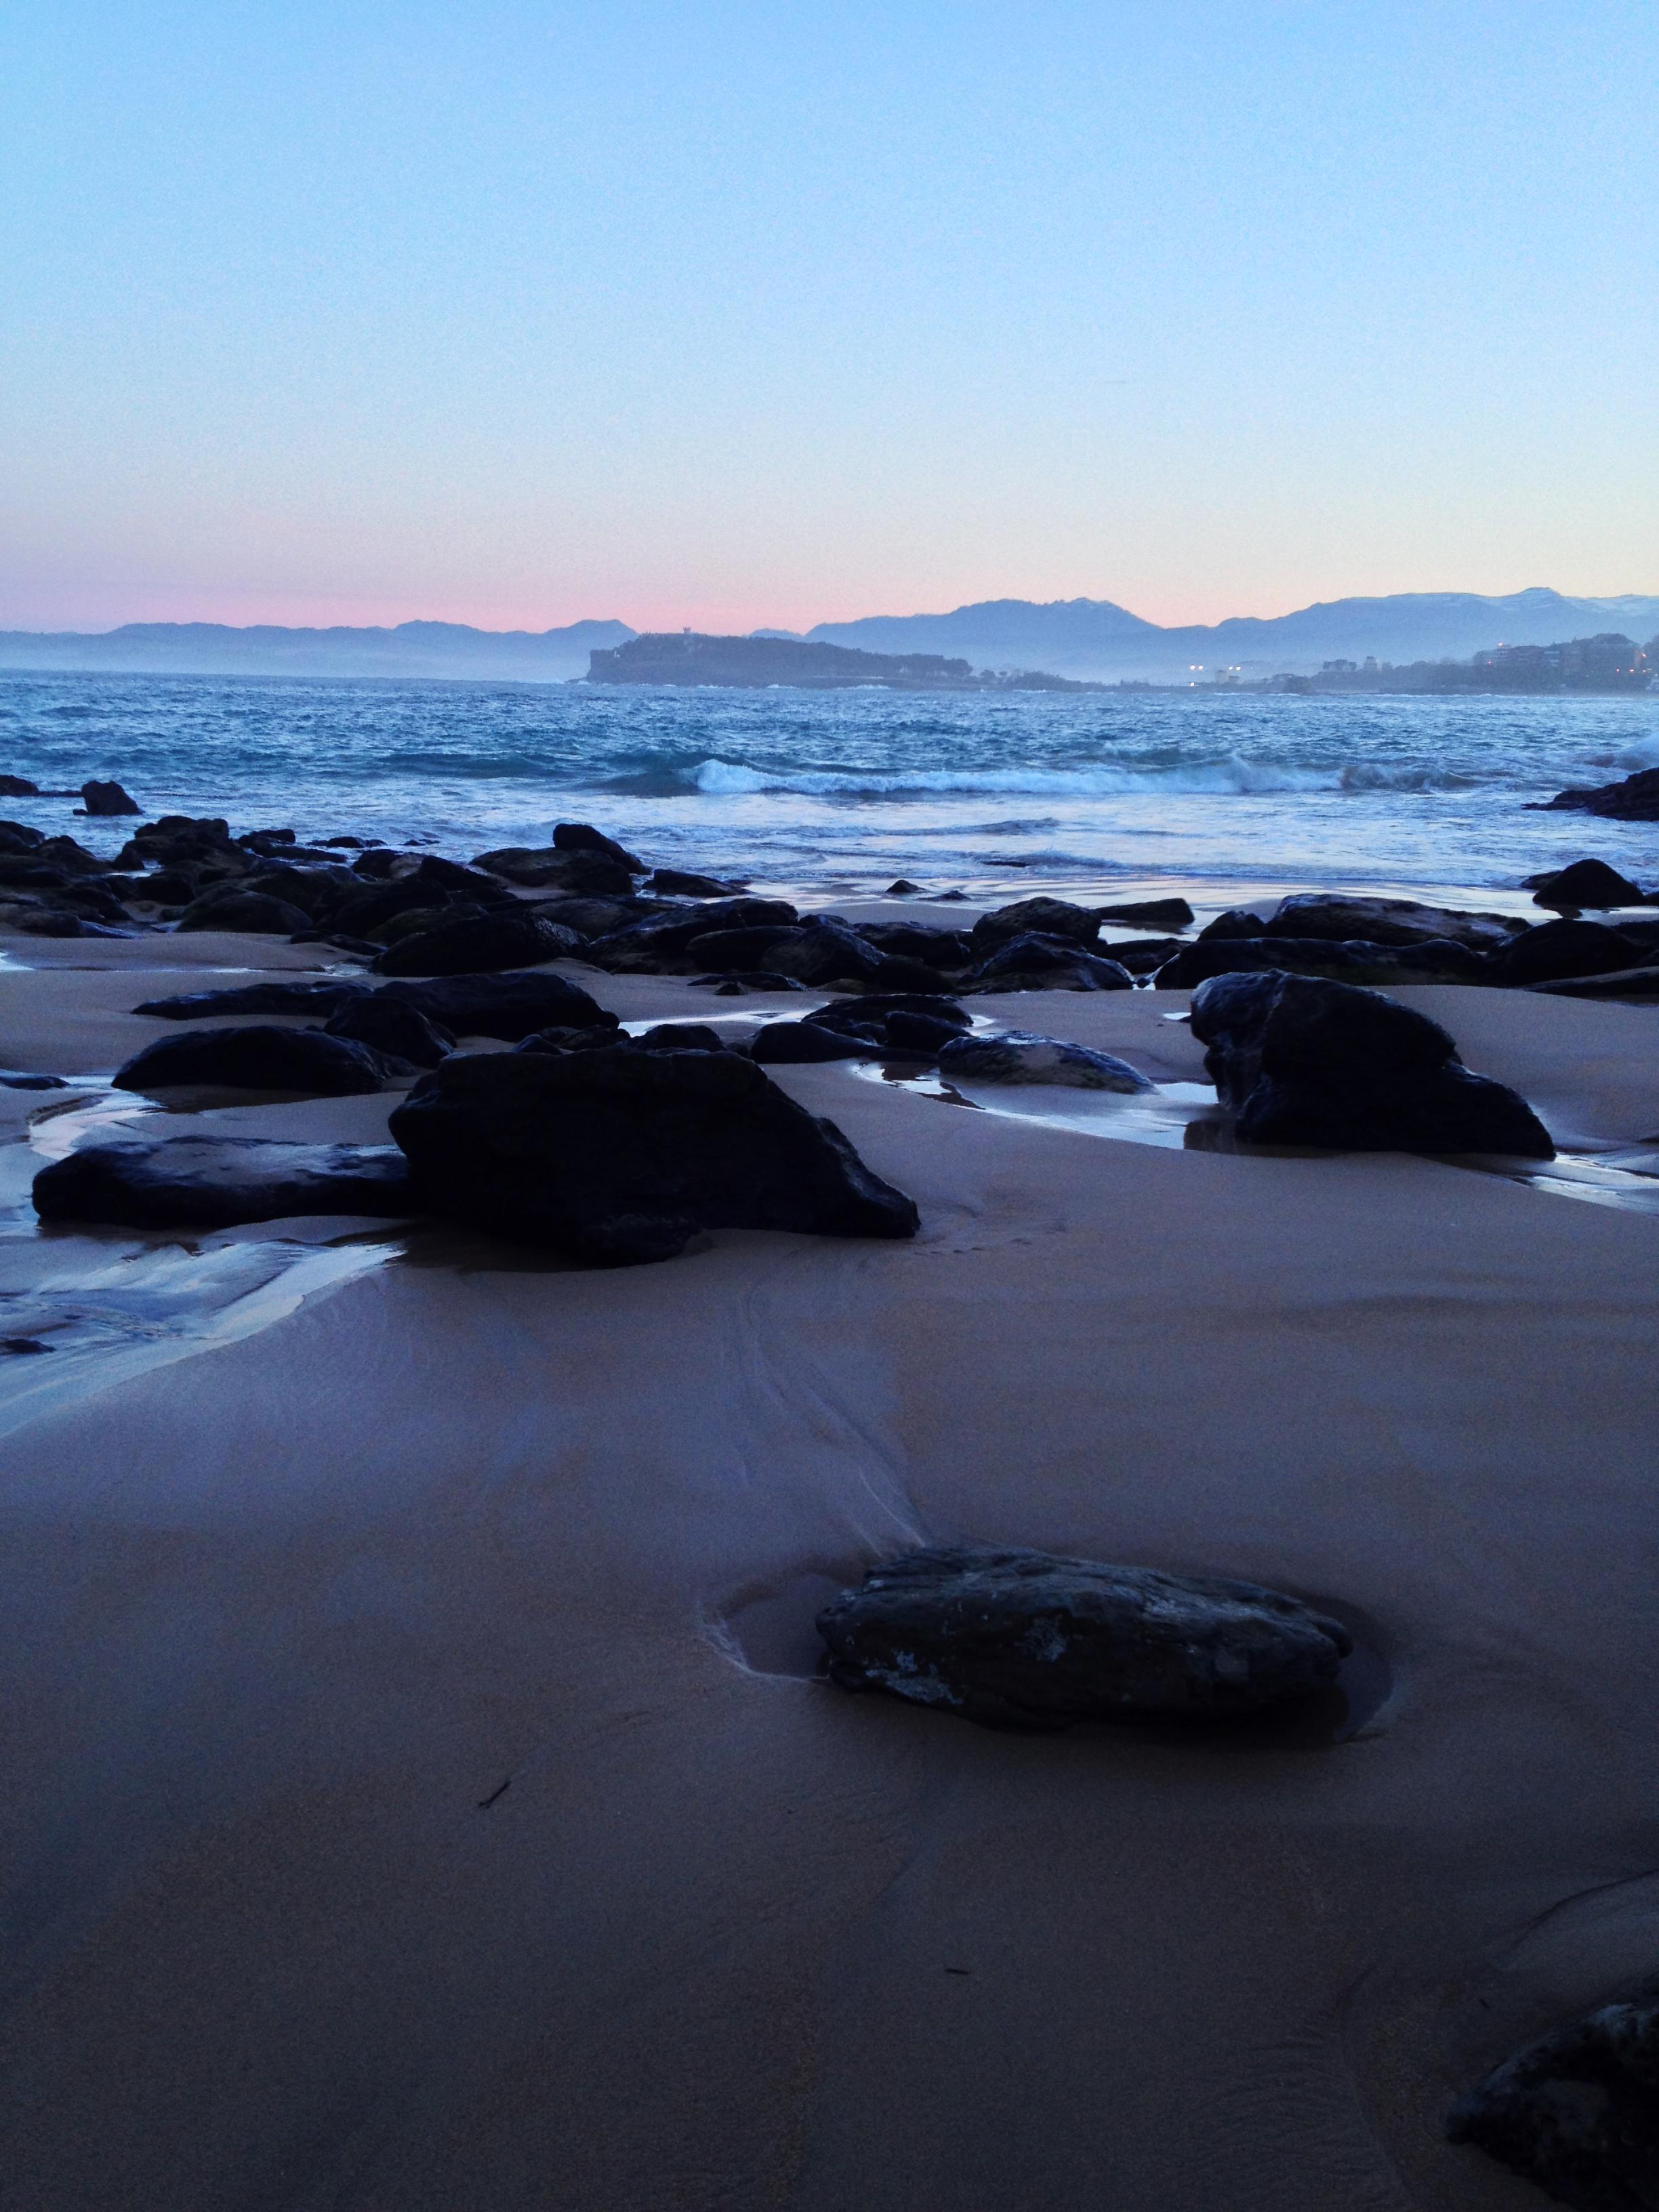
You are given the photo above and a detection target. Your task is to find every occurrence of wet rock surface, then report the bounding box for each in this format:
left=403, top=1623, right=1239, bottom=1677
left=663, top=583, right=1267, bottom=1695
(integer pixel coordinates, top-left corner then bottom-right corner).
left=1490, top=918, right=1650, bottom=985
left=389, top=1035, right=919, bottom=1264
left=378, top=970, right=619, bottom=1042
left=1157, top=937, right=1488, bottom=989
left=134, top=980, right=375, bottom=1020
left=937, top=1029, right=1153, bottom=1090
left=1448, top=1996, right=1659, bottom=2211
left=1527, top=858, right=1651, bottom=910
left=816, top=1547, right=1353, bottom=1730
left=1541, top=764, right=1659, bottom=820
left=323, top=994, right=455, bottom=1067
left=113, top=1025, right=396, bottom=1097
left=373, top=909, right=581, bottom=976
left=1262, top=893, right=1520, bottom=953
left=33, top=1137, right=417, bottom=1229
left=1191, top=970, right=1555, bottom=1155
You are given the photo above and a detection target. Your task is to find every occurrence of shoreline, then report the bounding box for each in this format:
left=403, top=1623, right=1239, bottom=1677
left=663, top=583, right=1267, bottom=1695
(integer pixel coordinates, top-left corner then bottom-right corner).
left=2, top=855, right=1659, bottom=2205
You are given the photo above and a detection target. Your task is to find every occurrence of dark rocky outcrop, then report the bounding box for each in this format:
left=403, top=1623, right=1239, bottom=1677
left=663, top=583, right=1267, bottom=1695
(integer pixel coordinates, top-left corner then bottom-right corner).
left=856, top=921, right=976, bottom=966
left=113, top=1025, right=394, bottom=1097
left=0, top=777, right=41, bottom=799
left=373, top=909, right=581, bottom=977
left=646, top=867, right=743, bottom=897
left=134, top=979, right=374, bottom=1020
left=1529, top=965, right=1659, bottom=999
left=552, top=820, right=646, bottom=871
left=33, top=1137, right=415, bottom=1229
left=79, top=779, right=142, bottom=817
left=937, top=1029, right=1153, bottom=1090
left=1095, top=896, right=1194, bottom=930
left=1538, top=765, right=1659, bottom=820
left=750, top=1020, right=876, bottom=1063
left=388, top=1038, right=919, bottom=1263
left=472, top=844, right=636, bottom=896
left=378, top=970, right=619, bottom=1042
left=176, top=889, right=313, bottom=935
left=1198, top=906, right=1274, bottom=941
left=590, top=896, right=799, bottom=971
left=323, top=994, right=455, bottom=1067
left=1488, top=918, right=1649, bottom=986
left=967, top=897, right=1103, bottom=956
left=1155, top=937, right=1488, bottom=990
left=1525, top=857, right=1650, bottom=910
left=1190, top=970, right=1554, bottom=1155
left=816, top=1547, right=1352, bottom=1730
left=1263, top=893, right=1519, bottom=954
left=114, top=815, right=240, bottom=867
left=1448, top=1994, right=1659, bottom=2210
left=968, top=935, right=1134, bottom=991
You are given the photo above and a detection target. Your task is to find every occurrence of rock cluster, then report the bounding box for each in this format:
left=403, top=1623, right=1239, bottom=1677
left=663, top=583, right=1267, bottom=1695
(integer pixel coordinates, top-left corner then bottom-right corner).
left=1189, top=971, right=1555, bottom=1155
left=816, top=1547, right=1353, bottom=1729
left=388, top=1033, right=920, bottom=1263
left=1539, top=764, right=1659, bottom=820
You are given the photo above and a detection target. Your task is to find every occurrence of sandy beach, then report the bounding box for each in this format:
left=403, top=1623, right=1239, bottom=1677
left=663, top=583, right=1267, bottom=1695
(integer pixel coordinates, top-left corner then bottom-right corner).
left=3, top=903, right=1658, bottom=2210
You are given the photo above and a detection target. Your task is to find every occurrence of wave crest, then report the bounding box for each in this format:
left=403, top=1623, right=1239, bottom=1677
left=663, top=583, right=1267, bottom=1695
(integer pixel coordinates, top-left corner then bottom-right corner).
left=687, top=754, right=1457, bottom=799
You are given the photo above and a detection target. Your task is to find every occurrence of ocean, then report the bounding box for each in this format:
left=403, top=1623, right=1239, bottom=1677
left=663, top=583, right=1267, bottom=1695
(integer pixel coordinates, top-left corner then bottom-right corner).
left=3, top=668, right=1658, bottom=905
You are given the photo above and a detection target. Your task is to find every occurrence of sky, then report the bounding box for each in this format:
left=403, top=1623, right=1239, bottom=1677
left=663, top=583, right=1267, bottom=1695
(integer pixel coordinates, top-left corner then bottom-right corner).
left=2, top=0, right=1656, bottom=635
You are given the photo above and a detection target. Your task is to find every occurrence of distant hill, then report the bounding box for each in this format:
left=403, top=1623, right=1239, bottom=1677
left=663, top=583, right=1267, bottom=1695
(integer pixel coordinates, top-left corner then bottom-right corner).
left=808, top=588, right=1659, bottom=680
left=0, top=618, right=634, bottom=682
left=587, top=632, right=1096, bottom=691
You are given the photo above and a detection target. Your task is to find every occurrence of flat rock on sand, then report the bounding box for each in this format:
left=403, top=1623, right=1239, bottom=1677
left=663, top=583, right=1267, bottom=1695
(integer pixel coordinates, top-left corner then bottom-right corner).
left=4, top=942, right=1659, bottom=2210
left=33, top=1136, right=416, bottom=1229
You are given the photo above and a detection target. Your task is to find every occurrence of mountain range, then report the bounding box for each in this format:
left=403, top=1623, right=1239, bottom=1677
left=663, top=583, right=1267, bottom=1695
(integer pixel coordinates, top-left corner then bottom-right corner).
left=3, top=590, right=1657, bottom=686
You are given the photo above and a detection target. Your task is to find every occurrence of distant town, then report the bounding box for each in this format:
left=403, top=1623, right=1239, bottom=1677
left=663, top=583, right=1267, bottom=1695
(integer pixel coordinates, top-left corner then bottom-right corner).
left=589, top=628, right=1658, bottom=696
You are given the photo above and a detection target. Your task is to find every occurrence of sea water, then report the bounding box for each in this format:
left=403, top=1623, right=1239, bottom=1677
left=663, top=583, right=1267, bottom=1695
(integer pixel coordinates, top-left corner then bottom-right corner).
left=3, top=669, right=1657, bottom=901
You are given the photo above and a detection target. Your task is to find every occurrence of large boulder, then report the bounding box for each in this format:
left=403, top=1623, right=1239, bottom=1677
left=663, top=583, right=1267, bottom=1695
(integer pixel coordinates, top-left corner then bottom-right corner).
left=968, top=935, right=1134, bottom=991
left=646, top=867, right=742, bottom=897
left=373, top=909, right=581, bottom=976
left=1448, top=1995, right=1659, bottom=2210
left=589, top=897, right=799, bottom=971
left=324, top=994, right=454, bottom=1067
left=134, top=979, right=374, bottom=1020
left=79, top=779, right=141, bottom=817
left=1190, top=971, right=1554, bottom=1155
left=690, top=919, right=886, bottom=987
left=378, top=970, right=618, bottom=1042
left=1530, top=965, right=1659, bottom=999
left=937, top=1029, right=1153, bottom=1091
left=113, top=1026, right=393, bottom=1097
left=114, top=815, right=240, bottom=867
left=750, top=1019, right=877, bottom=1064
left=33, top=1137, right=415, bottom=1229
left=388, top=1039, right=919, bottom=1264
left=1264, top=893, right=1519, bottom=954
left=1095, top=896, right=1194, bottom=930
left=472, top=844, right=636, bottom=896
left=552, top=820, right=646, bottom=871
left=1526, top=857, right=1650, bottom=910
left=1488, top=918, right=1649, bottom=985
left=1155, top=937, right=1488, bottom=989
left=1539, top=765, right=1659, bottom=819
left=816, top=1547, right=1352, bottom=1730
left=968, top=897, right=1103, bottom=956
left=175, top=888, right=312, bottom=935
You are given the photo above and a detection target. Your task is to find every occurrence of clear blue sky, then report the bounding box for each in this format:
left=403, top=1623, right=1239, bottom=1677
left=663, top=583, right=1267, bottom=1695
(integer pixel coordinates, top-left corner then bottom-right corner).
left=3, top=0, right=1654, bottom=633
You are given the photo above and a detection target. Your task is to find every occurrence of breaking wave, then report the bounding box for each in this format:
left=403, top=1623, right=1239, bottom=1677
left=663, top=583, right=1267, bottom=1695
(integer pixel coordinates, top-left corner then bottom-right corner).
left=688, top=753, right=1466, bottom=798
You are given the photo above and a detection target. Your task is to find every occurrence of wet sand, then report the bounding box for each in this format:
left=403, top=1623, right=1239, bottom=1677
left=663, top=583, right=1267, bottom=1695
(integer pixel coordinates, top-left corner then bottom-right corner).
left=3, top=914, right=1658, bottom=2209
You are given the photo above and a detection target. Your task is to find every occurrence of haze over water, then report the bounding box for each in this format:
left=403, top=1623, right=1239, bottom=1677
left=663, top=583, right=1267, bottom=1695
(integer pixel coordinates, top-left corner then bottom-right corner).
left=5, top=670, right=1657, bottom=903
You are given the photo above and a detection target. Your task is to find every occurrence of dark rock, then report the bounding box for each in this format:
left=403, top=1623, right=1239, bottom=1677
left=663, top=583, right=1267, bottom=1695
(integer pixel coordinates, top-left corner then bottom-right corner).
left=321, top=878, right=466, bottom=939
left=1095, top=897, right=1194, bottom=930
left=970, top=934, right=1134, bottom=991
left=1200, top=906, right=1279, bottom=941
left=552, top=821, right=646, bottom=870
left=240, top=863, right=360, bottom=917
left=1448, top=1994, right=1659, bottom=2210
left=409, top=854, right=513, bottom=899
left=34, top=835, right=110, bottom=875
left=693, top=971, right=807, bottom=994
left=1155, top=937, right=1488, bottom=989
left=1529, top=966, right=1659, bottom=998
left=134, top=979, right=373, bottom=1020
left=1265, top=893, right=1519, bottom=953
left=373, top=910, right=581, bottom=977
left=590, top=897, right=799, bottom=970
left=857, top=922, right=975, bottom=966
left=1191, top=970, right=1554, bottom=1155
left=388, top=1042, right=920, bottom=1263
left=0, top=820, right=45, bottom=854
left=1526, top=857, right=1650, bottom=910
left=750, top=1021, right=876, bottom=1064
left=811, top=994, right=970, bottom=1029
left=113, top=1026, right=393, bottom=1097
left=33, top=1137, right=416, bottom=1229
left=0, top=776, right=41, bottom=799
left=689, top=919, right=888, bottom=987
left=884, top=1010, right=972, bottom=1054
left=237, top=827, right=297, bottom=853
left=514, top=1026, right=619, bottom=1055
left=176, top=890, right=313, bottom=935
left=14, top=912, right=135, bottom=939
left=968, top=897, right=1103, bottom=955
left=472, top=844, right=635, bottom=896
left=1, top=1072, right=68, bottom=1089
left=533, top=893, right=663, bottom=939
left=378, top=970, right=619, bottom=1042
left=324, top=995, right=454, bottom=1067
left=633, top=1022, right=733, bottom=1053
left=884, top=878, right=924, bottom=895
left=350, top=847, right=411, bottom=880
left=1489, top=918, right=1648, bottom=985
left=816, top=1547, right=1352, bottom=1730
left=1539, top=766, right=1659, bottom=820
left=646, top=867, right=742, bottom=897
left=79, top=779, right=141, bottom=817
left=1100, top=935, right=1187, bottom=975
left=861, top=953, right=959, bottom=995
left=1, top=1337, right=52, bottom=1353
left=937, top=1029, right=1153, bottom=1090
left=115, top=815, right=238, bottom=867
left=321, top=835, right=368, bottom=848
